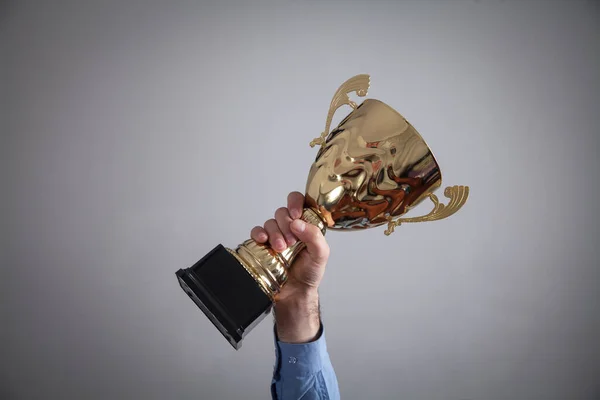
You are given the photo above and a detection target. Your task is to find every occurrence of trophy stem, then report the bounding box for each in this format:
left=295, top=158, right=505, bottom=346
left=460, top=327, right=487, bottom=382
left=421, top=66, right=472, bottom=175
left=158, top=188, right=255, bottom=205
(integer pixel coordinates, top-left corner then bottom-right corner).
left=229, top=208, right=326, bottom=300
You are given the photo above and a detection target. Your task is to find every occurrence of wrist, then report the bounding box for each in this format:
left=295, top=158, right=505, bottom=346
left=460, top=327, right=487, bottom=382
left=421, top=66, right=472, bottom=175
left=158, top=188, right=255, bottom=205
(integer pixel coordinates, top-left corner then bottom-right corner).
left=274, top=290, right=320, bottom=343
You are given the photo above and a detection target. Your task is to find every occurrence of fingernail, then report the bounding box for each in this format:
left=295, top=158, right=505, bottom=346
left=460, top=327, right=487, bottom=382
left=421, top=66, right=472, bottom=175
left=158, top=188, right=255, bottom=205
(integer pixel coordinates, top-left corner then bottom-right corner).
left=291, top=209, right=302, bottom=219
left=258, top=233, right=267, bottom=241
left=291, top=219, right=306, bottom=233
left=275, top=239, right=286, bottom=251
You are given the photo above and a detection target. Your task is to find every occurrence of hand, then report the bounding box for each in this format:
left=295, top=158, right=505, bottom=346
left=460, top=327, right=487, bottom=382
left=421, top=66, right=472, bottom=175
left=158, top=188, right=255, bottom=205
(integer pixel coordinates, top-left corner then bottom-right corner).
left=250, top=191, right=330, bottom=343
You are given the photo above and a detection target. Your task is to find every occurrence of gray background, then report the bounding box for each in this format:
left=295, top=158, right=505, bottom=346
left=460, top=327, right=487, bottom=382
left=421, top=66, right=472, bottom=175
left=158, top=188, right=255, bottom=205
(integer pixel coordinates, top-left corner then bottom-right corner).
left=2, top=1, right=599, bottom=399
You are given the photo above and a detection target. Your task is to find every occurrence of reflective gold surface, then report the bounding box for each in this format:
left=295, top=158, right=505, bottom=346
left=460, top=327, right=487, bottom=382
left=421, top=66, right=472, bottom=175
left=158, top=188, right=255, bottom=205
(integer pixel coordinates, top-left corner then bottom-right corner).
left=305, top=75, right=469, bottom=231
left=231, top=74, right=469, bottom=299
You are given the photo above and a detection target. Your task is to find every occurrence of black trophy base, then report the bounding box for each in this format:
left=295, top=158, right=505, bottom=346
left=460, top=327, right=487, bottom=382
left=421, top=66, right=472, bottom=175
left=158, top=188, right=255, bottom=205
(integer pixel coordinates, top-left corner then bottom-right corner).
left=176, top=244, right=272, bottom=349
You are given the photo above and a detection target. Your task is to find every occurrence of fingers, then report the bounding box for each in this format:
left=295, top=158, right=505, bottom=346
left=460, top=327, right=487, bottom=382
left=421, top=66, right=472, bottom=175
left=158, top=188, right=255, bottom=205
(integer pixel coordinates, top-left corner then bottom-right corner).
left=264, top=219, right=287, bottom=252
left=287, top=191, right=304, bottom=220
left=250, top=226, right=268, bottom=243
left=275, top=207, right=296, bottom=247
left=251, top=192, right=306, bottom=253
left=290, top=219, right=329, bottom=265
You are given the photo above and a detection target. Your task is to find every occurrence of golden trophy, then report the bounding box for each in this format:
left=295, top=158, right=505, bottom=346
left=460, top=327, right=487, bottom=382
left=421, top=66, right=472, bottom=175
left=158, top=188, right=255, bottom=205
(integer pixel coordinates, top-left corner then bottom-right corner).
left=176, top=75, right=469, bottom=349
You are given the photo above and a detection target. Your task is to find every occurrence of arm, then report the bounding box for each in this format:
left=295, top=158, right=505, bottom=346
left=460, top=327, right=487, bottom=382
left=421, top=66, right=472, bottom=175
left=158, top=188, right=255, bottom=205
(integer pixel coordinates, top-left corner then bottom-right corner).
left=271, top=293, right=339, bottom=400
left=251, top=192, right=340, bottom=400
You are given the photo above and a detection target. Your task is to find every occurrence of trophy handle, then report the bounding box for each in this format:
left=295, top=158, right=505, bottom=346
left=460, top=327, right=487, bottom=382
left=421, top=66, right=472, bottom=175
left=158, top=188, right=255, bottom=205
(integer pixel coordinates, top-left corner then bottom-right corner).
left=384, top=185, right=470, bottom=235
left=310, top=74, right=371, bottom=148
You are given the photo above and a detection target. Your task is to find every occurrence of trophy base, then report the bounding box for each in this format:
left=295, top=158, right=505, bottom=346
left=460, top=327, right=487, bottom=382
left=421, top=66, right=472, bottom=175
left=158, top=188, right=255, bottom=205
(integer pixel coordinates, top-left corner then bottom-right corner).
left=176, top=244, right=272, bottom=350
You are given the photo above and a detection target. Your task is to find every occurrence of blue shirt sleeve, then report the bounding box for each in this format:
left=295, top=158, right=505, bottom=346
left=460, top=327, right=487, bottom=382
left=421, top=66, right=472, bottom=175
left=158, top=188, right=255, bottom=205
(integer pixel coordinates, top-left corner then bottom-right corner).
left=271, top=324, right=340, bottom=400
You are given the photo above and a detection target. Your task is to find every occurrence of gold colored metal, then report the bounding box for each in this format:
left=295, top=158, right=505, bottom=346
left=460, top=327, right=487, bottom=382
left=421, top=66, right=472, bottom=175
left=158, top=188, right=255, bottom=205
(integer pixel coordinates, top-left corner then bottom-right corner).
left=383, top=185, right=470, bottom=235
left=310, top=74, right=370, bottom=148
left=230, top=74, right=469, bottom=300
left=229, top=208, right=326, bottom=299
left=305, top=75, right=469, bottom=232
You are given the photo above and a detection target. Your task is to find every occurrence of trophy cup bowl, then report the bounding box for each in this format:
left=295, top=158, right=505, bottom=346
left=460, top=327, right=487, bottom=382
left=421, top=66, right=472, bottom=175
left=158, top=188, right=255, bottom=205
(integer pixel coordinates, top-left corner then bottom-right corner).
left=176, top=75, right=469, bottom=349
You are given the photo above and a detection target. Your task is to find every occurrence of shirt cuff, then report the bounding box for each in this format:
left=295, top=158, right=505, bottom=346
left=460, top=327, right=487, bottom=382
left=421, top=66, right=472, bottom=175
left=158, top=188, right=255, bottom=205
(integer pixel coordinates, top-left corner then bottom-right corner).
left=273, top=324, right=327, bottom=378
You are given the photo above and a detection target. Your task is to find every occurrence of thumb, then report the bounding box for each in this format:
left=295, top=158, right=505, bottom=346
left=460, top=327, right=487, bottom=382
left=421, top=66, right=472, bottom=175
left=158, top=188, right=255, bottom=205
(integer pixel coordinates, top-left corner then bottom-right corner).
left=290, top=219, right=329, bottom=265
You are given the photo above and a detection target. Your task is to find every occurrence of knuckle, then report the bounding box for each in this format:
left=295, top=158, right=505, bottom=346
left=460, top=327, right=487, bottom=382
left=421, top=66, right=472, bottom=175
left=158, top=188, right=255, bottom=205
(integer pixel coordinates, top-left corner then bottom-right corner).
left=288, top=191, right=304, bottom=202
left=320, top=236, right=329, bottom=249
left=305, top=225, right=322, bottom=242
left=264, top=219, right=277, bottom=230
left=275, top=207, right=288, bottom=219
left=312, top=232, right=329, bottom=258
left=307, top=223, right=320, bottom=235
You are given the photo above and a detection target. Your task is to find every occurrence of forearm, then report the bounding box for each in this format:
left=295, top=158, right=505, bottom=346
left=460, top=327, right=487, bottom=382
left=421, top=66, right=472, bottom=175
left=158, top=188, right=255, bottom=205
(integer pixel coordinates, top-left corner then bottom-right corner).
left=270, top=289, right=339, bottom=399
left=274, top=289, right=320, bottom=343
